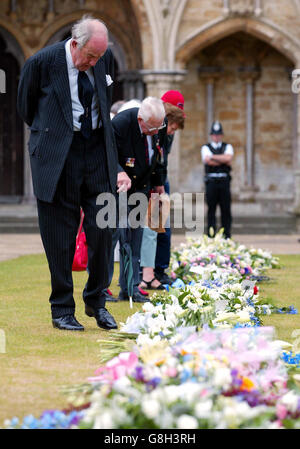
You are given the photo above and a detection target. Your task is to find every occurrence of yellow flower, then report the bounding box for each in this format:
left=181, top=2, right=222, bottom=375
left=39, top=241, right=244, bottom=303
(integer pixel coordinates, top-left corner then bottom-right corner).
left=139, top=340, right=170, bottom=365
left=240, top=376, right=255, bottom=391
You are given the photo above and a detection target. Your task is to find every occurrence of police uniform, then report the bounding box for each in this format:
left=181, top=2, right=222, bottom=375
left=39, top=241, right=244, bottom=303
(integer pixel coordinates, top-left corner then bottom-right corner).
left=201, top=121, right=234, bottom=239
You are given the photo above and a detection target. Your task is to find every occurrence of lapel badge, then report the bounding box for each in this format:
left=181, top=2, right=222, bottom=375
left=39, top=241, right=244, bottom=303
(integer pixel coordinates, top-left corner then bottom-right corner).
left=126, top=158, right=135, bottom=168
left=156, top=143, right=164, bottom=163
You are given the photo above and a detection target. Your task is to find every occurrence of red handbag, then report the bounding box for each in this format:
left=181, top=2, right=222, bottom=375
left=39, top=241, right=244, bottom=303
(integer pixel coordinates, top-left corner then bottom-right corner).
left=72, top=210, right=88, bottom=272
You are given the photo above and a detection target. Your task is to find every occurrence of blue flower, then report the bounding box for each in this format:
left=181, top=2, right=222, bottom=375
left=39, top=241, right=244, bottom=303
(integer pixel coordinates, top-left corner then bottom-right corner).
left=171, top=278, right=186, bottom=289
left=8, top=417, right=19, bottom=428
left=180, top=368, right=192, bottom=383
left=146, top=377, right=161, bottom=391
left=247, top=298, right=255, bottom=307
left=281, top=351, right=300, bottom=366
left=22, top=414, right=39, bottom=429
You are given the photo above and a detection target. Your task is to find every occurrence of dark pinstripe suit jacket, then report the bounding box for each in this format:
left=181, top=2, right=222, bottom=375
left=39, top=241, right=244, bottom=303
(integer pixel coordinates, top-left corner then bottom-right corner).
left=17, top=40, right=119, bottom=202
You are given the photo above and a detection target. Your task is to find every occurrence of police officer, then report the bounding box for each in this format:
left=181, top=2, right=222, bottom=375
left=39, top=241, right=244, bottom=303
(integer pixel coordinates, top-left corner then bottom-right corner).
left=201, top=121, right=234, bottom=239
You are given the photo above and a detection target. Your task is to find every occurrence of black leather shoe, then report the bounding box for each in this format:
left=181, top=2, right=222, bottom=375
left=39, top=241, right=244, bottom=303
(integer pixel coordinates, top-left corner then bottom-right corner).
left=155, top=271, right=174, bottom=285
left=85, top=305, right=118, bottom=330
left=118, top=291, right=150, bottom=303
left=52, top=315, right=84, bottom=331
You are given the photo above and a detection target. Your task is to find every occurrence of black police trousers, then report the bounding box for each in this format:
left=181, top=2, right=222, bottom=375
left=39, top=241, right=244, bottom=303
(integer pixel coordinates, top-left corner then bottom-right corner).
left=205, top=177, right=232, bottom=239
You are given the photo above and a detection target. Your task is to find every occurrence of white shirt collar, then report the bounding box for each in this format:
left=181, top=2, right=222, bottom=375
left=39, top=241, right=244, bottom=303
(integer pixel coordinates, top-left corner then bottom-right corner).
left=65, top=39, right=77, bottom=72
left=210, top=141, right=222, bottom=148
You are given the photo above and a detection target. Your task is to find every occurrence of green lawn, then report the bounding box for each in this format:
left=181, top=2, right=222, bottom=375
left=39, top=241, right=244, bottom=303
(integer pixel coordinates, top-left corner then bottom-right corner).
left=256, top=255, right=300, bottom=343
left=0, top=253, right=299, bottom=425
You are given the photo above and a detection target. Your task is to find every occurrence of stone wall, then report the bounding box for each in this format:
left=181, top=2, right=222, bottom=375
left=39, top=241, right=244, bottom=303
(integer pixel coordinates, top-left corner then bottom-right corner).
left=1, top=0, right=300, bottom=215
left=177, top=30, right=295, bottom=214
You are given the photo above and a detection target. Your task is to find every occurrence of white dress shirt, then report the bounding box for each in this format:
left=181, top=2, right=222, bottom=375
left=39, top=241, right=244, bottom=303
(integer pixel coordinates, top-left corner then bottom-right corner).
left=138, top=122, right=154, bottom=163
left=201, top=141, right=234, bottom=163
left=65, top=39, right=100, bottom=130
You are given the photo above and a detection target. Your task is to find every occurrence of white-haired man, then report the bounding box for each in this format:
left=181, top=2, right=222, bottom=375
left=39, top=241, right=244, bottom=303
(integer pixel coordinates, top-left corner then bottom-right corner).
left=111, top=97, right=166, bottom=302
left=17, top=15, right=131, bottom=331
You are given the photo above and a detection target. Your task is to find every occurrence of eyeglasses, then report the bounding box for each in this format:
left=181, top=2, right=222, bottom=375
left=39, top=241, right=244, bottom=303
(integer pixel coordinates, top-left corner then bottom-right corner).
left=144, top=121, right=166, bottom=132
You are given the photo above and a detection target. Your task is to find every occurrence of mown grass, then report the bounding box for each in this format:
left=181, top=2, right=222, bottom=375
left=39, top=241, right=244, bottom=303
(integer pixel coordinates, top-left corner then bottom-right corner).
left=0, top=254, right=141, bottom=424
left=257, top=255, right=300, bottom=342
left=0, top=253, right=299, bottom=424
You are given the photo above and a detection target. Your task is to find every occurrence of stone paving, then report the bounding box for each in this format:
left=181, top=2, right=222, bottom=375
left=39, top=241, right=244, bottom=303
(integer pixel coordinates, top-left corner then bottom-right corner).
left=0, top=232, right=299, bottom=263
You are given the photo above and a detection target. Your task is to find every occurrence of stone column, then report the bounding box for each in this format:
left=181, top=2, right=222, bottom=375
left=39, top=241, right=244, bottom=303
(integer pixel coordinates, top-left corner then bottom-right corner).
left=206, top=81, right=214, bottom=138
left=293, top=82, right=300, bottom=218
left=198, top=68, right=223, bottom=138
left=239, top=69, right=260, bottom=190
left=254, top=0, right=263, bottom=16
left=285, top=68, right=300, bottom=223
left=245, top=79, right=254, bottom=187
left=10, top=0, right=17, bottom=11
left=223, top=0, right=230, bottom=15
left=293, top=87, right=298, bottom=168
left=118, top=70, right=145, bottom=101
left=141, top=70, right=186, bottom=97
left=46, top=0, right=55, bottom=21
left=9, top=0, right=17, bottom=19
left=141, top=70, right=186, bottom=192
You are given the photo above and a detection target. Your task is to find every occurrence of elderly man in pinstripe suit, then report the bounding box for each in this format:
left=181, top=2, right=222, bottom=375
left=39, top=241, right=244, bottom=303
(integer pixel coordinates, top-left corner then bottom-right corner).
left=17, top=15, right=131, bottom=331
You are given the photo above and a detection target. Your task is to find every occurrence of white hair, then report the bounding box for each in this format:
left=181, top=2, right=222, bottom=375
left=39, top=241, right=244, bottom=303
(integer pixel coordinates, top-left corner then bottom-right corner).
left=138, top=97, right=165, bottom=123
left=71, top=14, right=108, bottom=48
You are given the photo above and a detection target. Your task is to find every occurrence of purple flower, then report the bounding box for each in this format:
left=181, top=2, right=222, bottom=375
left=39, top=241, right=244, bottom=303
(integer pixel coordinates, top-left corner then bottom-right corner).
left=146, top=377, right=161, bottom=391
left=237, top=389, right=261, bottom=407
left=134, top=365, right=145, bottom=382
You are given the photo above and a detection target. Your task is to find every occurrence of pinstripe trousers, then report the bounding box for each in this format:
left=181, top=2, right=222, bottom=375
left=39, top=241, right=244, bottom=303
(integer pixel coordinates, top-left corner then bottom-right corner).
left=37, top=129, right=113, bottom=318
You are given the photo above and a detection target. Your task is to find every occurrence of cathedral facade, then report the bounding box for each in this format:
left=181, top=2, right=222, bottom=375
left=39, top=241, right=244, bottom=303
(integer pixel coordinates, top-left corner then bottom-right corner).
left=1, top=0, right=300, bottom=223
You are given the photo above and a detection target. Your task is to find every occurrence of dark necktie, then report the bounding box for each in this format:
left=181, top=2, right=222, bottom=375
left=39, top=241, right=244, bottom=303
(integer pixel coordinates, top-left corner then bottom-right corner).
left=143, top=134, right=149, bottom=165
left=77, top=71, right=94, bottom=139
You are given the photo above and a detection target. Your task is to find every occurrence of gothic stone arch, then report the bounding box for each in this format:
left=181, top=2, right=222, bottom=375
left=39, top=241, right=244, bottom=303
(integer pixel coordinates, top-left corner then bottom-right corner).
left=174, top=18, right=299, bottom=215
left=0, top=25, right=26, bottom=202
left=176, top=17, right=300, bottom=67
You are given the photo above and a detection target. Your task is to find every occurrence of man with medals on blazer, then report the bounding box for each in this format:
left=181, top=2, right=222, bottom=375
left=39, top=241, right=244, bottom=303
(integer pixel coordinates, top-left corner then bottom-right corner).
left=111, top=97, right=167, bottom=303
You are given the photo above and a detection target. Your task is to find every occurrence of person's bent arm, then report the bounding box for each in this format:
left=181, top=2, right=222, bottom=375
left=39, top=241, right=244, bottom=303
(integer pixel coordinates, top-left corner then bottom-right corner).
left=17, top=55, right=40, bottom=126
left=210, top=153, right=233, bottom=165
left=204, top=155, right=221, bottom=166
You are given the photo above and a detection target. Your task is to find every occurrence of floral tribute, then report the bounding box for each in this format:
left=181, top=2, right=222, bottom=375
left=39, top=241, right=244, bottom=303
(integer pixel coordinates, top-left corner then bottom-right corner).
left=4, top=232, right=300, bottom=429
left=170, top=230, right=280, bottom=283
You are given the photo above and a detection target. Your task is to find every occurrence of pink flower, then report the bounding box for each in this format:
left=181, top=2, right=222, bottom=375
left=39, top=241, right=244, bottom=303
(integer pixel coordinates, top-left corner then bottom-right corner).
left=88, top=352, right=139, bottom=383
left=165, top=367, right=177, bottom=377
left=200, top=389, right=209, bottom=397
left=276, top=404, right=288, bottom=420
left=171, top=272, right=177, bottom=279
